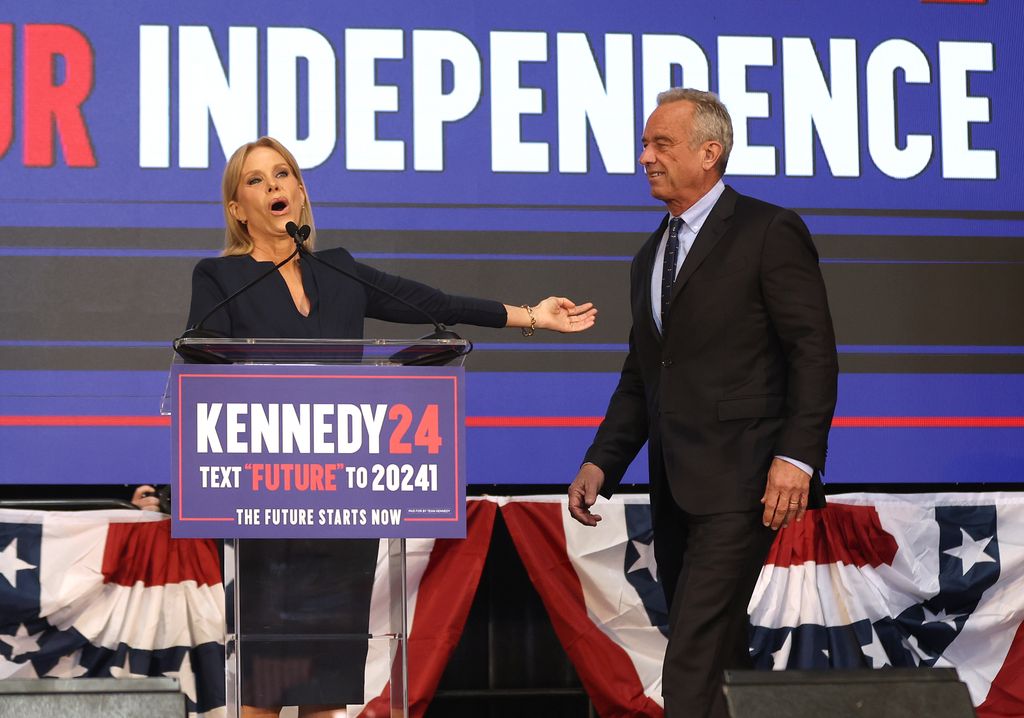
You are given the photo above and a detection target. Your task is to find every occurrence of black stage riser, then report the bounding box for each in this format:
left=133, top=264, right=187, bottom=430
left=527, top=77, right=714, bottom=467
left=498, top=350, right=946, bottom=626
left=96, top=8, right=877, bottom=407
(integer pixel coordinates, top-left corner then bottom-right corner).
left=0, top=678, right=185, bottom=718
left=723, top=668, right=976, bottom=718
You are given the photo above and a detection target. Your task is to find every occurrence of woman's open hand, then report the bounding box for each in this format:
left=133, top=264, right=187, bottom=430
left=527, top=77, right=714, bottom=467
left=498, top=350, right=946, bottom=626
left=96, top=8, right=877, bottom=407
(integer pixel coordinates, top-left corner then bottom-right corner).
left=533, top=297, right=597, bottom=333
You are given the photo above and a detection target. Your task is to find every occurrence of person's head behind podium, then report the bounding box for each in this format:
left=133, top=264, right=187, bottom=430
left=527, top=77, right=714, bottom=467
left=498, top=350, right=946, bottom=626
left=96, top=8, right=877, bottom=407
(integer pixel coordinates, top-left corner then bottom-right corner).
left=220, top=136, right=316, bottom=256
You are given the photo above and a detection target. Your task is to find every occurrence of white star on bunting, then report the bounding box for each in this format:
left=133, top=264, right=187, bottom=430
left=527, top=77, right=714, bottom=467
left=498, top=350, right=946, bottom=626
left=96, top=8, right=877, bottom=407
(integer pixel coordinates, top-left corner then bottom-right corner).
left=163, top=650, right=198, bottom=705
left=0, top=653, right=39, bottom=679
left=900, top=634, right=925, bottom=666
left=771, top=630, right=793, bottom=669
left=0, top=624, right=43, bottom=659
left=45, top=652, right=89, bottom=678
left=922, top=607, right=961, bottom=630
left=943, top=529, right=996, bottom=575
left=0, top=539, right=36, bottom=587
left=628, top=539, right=659, bottom=581
left=861, top=628, right=890, bottom=668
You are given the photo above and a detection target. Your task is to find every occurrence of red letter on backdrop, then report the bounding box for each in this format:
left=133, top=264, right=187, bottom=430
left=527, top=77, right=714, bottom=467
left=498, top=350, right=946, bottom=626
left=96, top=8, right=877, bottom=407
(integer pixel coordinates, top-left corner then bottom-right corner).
left=24, top=24, right=96, bottom=167
left=0, top=25, right=12, bottom=158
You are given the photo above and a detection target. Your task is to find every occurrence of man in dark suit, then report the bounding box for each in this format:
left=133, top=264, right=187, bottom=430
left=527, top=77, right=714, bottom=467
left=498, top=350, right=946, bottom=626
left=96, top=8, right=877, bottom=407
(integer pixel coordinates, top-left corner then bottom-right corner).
left=567, top=88, right=838, bottom=718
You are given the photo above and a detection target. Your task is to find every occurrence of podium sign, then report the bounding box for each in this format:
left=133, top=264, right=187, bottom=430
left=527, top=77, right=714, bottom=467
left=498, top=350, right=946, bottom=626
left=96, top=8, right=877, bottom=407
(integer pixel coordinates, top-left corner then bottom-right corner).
left=170, top=363, right=466, bottom=539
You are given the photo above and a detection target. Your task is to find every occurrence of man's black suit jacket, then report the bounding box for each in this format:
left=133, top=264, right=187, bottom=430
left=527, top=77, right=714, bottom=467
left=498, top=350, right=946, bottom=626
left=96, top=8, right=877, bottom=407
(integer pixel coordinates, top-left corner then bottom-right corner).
left=585, top=186, right=839, bottom=515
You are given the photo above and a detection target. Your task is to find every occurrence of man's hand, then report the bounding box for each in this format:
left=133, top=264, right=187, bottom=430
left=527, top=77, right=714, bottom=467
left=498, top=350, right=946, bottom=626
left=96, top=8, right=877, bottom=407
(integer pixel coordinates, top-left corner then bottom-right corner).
left=568, top=463, right=606, bottom=526
left=760, top=458, right=811, bottom=530
left=131, top=485, right=161, bottom=512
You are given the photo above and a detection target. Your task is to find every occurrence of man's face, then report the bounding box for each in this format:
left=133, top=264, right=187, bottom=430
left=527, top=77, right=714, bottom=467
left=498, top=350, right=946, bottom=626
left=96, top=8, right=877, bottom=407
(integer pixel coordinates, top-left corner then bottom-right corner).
left=639, top=101, right=717, bottom=213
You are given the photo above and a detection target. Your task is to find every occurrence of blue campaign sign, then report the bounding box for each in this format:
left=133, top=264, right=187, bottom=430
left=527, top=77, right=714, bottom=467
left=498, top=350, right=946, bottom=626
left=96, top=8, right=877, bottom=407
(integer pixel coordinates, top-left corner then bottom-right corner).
left=169, top=364, right=466, bottom=539
left=0, top=1, right=1019, bottom=232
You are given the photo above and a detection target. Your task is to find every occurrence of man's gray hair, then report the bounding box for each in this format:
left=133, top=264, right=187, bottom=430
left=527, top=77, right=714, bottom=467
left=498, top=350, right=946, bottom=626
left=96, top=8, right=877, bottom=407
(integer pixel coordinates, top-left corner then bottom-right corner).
left=656, top=88, right=733, bottom=175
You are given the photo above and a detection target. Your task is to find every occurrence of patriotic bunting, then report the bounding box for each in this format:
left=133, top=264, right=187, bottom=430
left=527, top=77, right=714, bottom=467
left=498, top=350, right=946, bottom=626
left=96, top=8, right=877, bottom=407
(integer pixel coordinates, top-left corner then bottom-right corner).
left=3, top=494, right=1023, bottom=718
left=0, top=508, right=225, bottom=717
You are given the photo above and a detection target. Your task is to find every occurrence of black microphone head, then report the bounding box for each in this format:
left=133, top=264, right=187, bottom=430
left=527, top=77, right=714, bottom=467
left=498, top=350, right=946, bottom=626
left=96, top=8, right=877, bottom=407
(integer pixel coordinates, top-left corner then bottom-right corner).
left=178, top=327, right=228, bottom=340
left=285, top=221, right=299, bottom=238
left=298, top=224, right=311, bottom=241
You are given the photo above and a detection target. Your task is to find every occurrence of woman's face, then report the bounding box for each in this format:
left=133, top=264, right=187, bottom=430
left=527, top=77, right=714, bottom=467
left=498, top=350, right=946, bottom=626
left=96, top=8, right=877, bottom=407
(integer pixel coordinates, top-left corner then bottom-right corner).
left=228, top=146, right=306, bottom=246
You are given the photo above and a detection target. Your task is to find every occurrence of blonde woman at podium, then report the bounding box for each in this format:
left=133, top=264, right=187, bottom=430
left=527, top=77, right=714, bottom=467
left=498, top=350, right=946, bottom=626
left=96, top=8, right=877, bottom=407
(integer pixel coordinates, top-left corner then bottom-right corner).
left=185, top=136, right=595, bottom=343
left=182, top=137, right=597, bottom=718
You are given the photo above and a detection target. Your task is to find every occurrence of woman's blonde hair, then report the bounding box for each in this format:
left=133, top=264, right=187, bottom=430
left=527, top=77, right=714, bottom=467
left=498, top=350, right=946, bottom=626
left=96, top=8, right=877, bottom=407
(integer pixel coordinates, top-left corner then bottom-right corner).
left=221, top=136, right=316, bottom=256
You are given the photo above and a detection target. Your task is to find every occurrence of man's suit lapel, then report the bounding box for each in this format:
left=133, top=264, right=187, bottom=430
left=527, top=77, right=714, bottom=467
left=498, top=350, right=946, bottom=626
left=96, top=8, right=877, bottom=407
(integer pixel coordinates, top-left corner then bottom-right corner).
left=669, top=185, right=738, bottom=305
left=639, top=214, right=669, bottom=341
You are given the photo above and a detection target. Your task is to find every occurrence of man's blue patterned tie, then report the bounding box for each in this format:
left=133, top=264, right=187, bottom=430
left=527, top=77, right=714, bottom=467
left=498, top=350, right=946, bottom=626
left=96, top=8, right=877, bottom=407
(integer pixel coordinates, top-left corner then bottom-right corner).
left=661, top=217, right=684, bottom=327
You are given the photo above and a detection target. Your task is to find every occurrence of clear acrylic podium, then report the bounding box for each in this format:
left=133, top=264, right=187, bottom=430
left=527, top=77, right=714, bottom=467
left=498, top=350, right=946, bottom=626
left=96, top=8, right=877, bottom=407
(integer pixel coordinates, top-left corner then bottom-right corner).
left=164, top=336, right=472, bottom=718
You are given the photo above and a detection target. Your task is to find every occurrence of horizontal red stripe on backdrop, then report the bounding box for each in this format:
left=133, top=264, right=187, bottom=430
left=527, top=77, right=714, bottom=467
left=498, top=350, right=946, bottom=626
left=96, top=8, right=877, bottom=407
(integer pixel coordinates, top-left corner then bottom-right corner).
left=832, top=416, right=1024, bottom=428
left=0, top=415, right=172, bottom=426
left=1, top=415, right=1023, bottom=428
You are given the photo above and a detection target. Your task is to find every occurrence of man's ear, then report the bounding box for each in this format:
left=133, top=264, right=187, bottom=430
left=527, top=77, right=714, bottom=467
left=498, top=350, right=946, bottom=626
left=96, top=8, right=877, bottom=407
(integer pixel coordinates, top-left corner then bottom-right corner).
left=702, top=141, right=723, bottom=171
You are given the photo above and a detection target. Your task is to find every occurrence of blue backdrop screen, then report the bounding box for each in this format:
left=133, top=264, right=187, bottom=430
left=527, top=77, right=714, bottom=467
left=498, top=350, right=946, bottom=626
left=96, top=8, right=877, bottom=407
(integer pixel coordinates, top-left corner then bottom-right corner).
left=1, top=0, right=1021, bottom=487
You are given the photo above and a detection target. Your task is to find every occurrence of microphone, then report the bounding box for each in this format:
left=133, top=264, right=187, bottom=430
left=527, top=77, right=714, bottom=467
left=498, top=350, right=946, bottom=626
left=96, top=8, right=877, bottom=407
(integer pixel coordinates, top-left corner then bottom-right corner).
left=183, top=228, right=310, bottom=342
left=175, top=240, right=301, bottom=361
left=285, top=223, right=471, bottom=366
left=285, top=221, right=311, bottom=244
